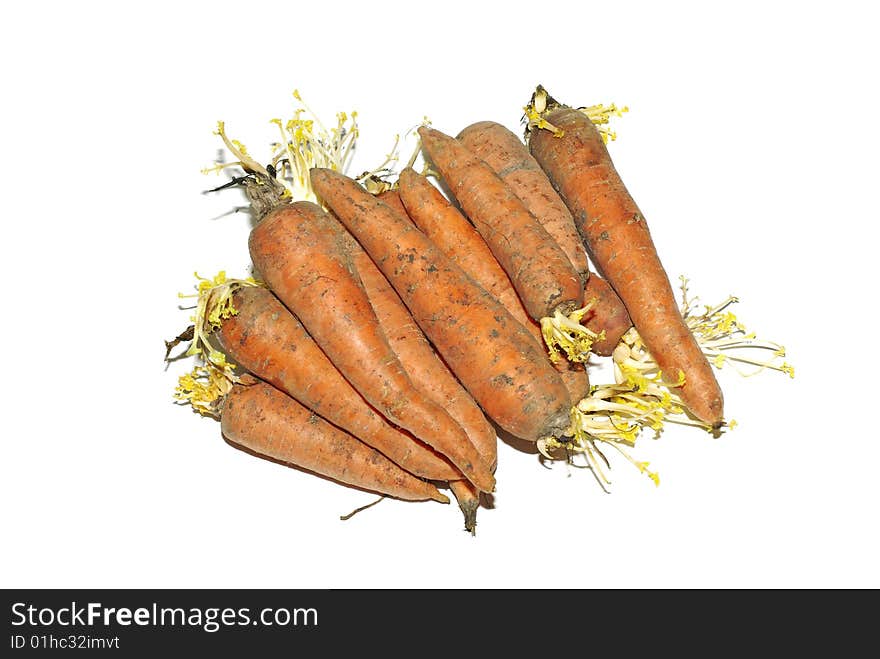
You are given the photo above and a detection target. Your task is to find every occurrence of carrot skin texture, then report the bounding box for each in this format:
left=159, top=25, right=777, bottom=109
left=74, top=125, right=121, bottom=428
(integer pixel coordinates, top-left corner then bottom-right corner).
left=456, top=120, right=590, bottom=283
left=529, top=107, right=723, bottom=425
left=215, top=286, right=459, bottom=481
left=352, top=233, right=498, bottom=530
left=352, top=240, right=498, bottom=472
left=417, top=125, right=584, bottom=321
left=248, top=201, right=495, bottom=492
left=397, top=167, right=589, bottom=403
left=311, top=168, right=573, bottom=442
left=448, top=479, right=480, bottom=534
left=221, top=381, right=448, bottom=503
left=376, top=189, right=409, bottom=218
left=454, top=121, right=628, bottom=359
left=582, top=274, right=632, bottom=357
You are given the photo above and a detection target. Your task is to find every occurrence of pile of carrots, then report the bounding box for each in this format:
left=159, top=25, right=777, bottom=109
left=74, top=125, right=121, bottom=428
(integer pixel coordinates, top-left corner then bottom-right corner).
left=167, top=86, right=792, bottom=533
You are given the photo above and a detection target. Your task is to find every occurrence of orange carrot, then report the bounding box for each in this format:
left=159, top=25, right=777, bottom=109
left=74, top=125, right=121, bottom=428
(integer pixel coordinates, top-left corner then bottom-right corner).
left=221, top=380, right=449, bottom=503
left=582, top=274, right=632, bottom=357
left=248, top=201, right=495, bottom=492
left=448, top=479, right=481, bottom=535
left=214, top=284, right=460, bottom=481
left=529, top=103, right=724, bottom=425
left=455, top=120, right=632, bottom=358
left=397, top=167, right=590, bottom=403
left=376, top=189, right=409, bottom=218
left=310, top=167, right=573, bottom=442
left=456, top=120, right=590, bottom=283
left=350, top=236, right=498, bottom=473
left=417, top=125, right=584, bottom=321
left=349, top=230, right=498, bottom=533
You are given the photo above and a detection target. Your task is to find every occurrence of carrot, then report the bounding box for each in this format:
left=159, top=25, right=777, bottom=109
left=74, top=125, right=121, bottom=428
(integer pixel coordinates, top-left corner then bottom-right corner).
left=528, top=99, right=724, bottom=426
left=248, top=200, right=496, bottom=492
left=349, top=234, right=498, bottom=473
left=211, top=283, right=460, bottom=481
left=456, top=120, right=590, bottom=283
left=350, top=232, right=497, bottom=532
left=310, top=167, right=573, bottom=442
left=376, top=189, right=409, bottom=218
left=397, top=167, right=590, bottom=403
left=448, top=480, right=481, bottom=535
left=582, top=273, right=632, bottom=357
left=417, top=125, right=584, bottom=321
left=455, top=120, right=632, bottom=358
left=221, top=380, right=449, bottom=503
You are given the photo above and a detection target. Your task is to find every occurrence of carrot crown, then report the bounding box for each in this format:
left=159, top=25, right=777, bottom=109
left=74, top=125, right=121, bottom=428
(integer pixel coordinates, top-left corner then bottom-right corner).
left=522, top=85, right=628, bottom=144
left=173, top=272, right=264, bottom=417
left=203, top=90, right=420, bottom=209
left=541, top=300, right=605, bottom=364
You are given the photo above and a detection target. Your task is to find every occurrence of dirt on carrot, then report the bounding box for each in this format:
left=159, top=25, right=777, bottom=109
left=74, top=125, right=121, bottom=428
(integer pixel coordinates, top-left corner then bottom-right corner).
left=222, top=380, right=449, bottom=503
left=310, top=166, right=574, bottom=443
left=397, top=166, right=590, bottom=403
left=248, top=200, right=495, bottom=492
left=418, top=125, right=585, bottom=322
left=527, top=89, right=724, bottom=426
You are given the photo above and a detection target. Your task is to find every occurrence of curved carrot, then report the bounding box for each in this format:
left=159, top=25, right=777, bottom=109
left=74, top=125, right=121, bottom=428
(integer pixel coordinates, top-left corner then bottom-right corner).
left=529, top=105, right=724, bottom=425
left=350, top=232, right=497, bottom=532
left=417, top=125, right=584, bottom=321
left=397, top=167, right=590, bottom=404
left=456, top=120, right=590, bottom=283
left=351, top=238, right=498, bottom=473
left=249, top=201, right=495, bottom=492
left=455, top=120, right=631, bottom=358
left=311, top=167, right=573, bottom=442
left=221, top=380, right=449, bottom=503
left=215, top=285, right=460, bottom=481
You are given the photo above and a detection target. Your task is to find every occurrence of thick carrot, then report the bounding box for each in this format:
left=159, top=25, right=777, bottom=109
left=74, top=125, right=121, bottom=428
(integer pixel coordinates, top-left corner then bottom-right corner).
left=582, top=273, right=632, bottom=357
left=455, top=121, right=630, bottom=358
left=397, top=167, right=590, bottom=404
left=221, top=380, right=449, bottom=503
left=529, top=105, right=724, bottom=425
left=248, top=201, right=495, bottom=492
left=311, top=167, right=573, bottom=442
left=350, top=236, right=498, bottom=472
left=417, top=125, right=584, bottom=321
left=214, top=285, right=460, bottom=481
left=350, top=231, right=498, bottom=533
left=456, top=120, right=590, bottom=283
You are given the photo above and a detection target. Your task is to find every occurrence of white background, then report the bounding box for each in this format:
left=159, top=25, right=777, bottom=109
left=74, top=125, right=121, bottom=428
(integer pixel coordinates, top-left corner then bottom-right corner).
left=2, top=1, right=877, bottom=589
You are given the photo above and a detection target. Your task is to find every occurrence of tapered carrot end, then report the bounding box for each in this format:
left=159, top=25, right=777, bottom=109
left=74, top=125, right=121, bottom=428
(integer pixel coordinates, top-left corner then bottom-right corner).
left=706, top=398, right=725, bottom=430
left=308, top=167, right=333, bottom=187
left=416, top=125, right=442, bottom=149
left=431, top=490, right=451, bottom=505
left=460, top=502, right=478, bottom=535
left=471, top=466, right=496, bottom=494
left=449, top=480, right=480, bottom=535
